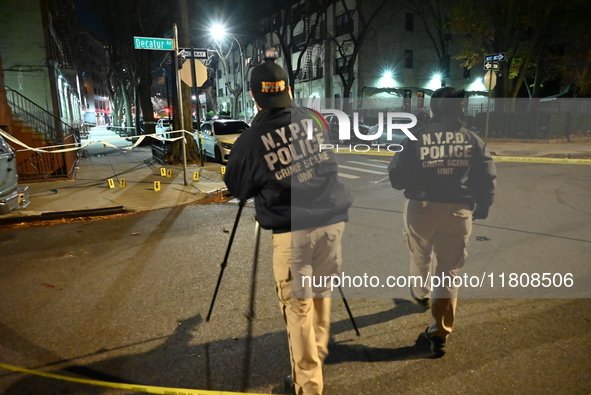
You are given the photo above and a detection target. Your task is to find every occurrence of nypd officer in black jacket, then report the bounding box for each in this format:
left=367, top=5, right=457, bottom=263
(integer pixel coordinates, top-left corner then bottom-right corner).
left=224, top=60, right=352, bottom=395
left=388, top=87, right=496, bottom=358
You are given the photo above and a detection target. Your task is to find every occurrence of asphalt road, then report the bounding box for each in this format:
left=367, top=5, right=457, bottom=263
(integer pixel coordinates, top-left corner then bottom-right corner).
left=0, top=154, right=590, bottom=394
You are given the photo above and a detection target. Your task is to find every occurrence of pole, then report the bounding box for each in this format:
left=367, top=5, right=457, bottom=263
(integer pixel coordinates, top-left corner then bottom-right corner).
left=206, top=200, right=246, bottom=321
left=484, top=71, right=493, bottom=142
left=337, top=286, right=360, bottom=337
left=239, top=43, right=247, bottom=122
left=173, top=24, right=188, bottom=186
left=242, top=219, right=260, bottom=392
left=190, top=47, right=201, bottom=126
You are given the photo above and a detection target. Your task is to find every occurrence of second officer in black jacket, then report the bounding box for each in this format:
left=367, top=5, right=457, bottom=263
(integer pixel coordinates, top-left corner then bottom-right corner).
left=224, top=60, right=352, bottom=395
left=388, top=87, right=496, bottom=358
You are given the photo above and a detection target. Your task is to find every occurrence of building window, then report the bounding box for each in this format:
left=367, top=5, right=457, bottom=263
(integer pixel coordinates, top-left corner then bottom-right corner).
left=293, top=32, right=306, bottom=50
left=315, top=57, right=323, bottom=79
left=405, top=13, right=414, bottom=32
left=336, top=12, right=354, bottom=36
left=417, top=90, right=425, bottom=108
left=404, top=50, right=413, bottom=68
left=403, top=89, right=412, bottom=112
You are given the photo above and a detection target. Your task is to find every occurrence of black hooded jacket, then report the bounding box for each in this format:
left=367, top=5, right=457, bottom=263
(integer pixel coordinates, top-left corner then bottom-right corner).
left=388, top=120, right=496, bottom=209
left=224, top=106, right=353, bottom=233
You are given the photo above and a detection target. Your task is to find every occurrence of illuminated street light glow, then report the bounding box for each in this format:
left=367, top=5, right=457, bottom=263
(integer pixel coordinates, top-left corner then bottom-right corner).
left=378, top=69, right=396, bottom=88
left=426, top=72, right=443, bottom=90
left=209, top=22, right=248, bottom=122
left=210, top=23, right=226, bottom=41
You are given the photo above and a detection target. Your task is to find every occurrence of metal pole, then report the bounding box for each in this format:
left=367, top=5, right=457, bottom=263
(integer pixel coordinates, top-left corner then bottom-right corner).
left=173, top=24, right=188, bottom=186
left=484, top=71, right=493, bottom=142
left=190, top=47, right=201, bottom=126
left=337, top=286, right=360, bottom=337
left=206, top=201, right=246, bottom=321
left=242, top=219, right=260, bottom=392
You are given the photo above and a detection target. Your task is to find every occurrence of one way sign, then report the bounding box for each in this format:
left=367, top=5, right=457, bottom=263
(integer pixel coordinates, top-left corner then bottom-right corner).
left=483, top=52, right=506, bottom=71
left=484, top=61, right=500, bottom=70
left=485, top=52, right=506, bottom=62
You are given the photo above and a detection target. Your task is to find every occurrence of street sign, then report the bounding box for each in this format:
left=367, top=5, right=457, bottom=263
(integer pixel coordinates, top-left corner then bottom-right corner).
left=485, top=52, right=506, bottom=62
left=179, top=48, right=208, bottom=59
left=484, top=61, right=500, bottom=71
left=180, top=59, right=208, bottom=87
left=483, top=52, right=505, bottom=70
left=134, top=36, right=174, bottom=51
left=484, top=70, right=497, bottom=90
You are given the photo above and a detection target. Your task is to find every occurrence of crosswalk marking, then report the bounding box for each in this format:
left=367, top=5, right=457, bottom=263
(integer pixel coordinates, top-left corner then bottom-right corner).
left=338, top=165, right=387, bottom=175
left=338, top=172, right=360, bottom=179
left=347, top=160, right=387, bottom=169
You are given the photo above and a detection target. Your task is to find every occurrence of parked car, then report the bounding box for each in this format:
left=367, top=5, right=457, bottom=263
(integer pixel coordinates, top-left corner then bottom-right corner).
left=0, top=134, right=30, bottom=214
left=195, top=120, right=249, bottom=163
left=323, top=114, right=371, bottom=144
left=368, top=117, right=426, bottom=146
left=155, top=118, right=173, bottom=135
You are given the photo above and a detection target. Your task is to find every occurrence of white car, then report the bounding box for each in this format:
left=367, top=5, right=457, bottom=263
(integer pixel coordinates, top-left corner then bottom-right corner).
left=196, top=120, right=249, bottom=163
left=0, top=134, right=30, bottom=214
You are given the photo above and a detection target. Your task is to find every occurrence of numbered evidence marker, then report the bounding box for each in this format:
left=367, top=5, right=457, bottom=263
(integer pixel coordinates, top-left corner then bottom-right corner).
left=119, top=179, right=126, bottom=188
left=108, top=178, right=115, bottom=189
left=220, top=166, right=226, bottom=175
left=160, top=168, right=167, bottom=176
left=154, top=181, right=161, bottom=192
left=167, top=169, right=173, bottom=178
left=193, top=171, right=201, bottom=181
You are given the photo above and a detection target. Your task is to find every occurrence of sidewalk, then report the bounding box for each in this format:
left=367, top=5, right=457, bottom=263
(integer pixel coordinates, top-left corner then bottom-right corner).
left=1, top=127, right=590, bottom=225
left=0, top=127, right=228, bottom=224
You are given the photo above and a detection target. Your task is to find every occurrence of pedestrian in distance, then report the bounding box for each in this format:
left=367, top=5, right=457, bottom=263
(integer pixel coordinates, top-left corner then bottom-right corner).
left=388, top=87, right=497, bottom=358
left=224, top=60, right=353, bottom=395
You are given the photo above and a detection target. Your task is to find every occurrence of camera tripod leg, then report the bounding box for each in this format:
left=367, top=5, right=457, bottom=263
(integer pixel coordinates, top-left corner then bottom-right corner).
left=242, top=219, right=261, bottom=392
left=338, top=286, right=360, bottom=337
left=206, top=200, right=246, bottom=322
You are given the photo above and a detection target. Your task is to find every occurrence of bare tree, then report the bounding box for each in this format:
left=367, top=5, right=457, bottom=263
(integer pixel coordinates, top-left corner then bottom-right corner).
left=269, top=0, right=331, bottom=91
left=329, top=0, right=388, bottom=110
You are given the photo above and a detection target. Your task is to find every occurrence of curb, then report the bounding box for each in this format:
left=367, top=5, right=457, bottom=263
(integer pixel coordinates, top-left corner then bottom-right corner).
left=0, top=206, right=129, bottom=226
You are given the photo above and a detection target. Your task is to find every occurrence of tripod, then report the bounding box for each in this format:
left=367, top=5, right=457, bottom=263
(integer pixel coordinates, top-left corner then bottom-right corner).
left=206, top=202, right=360, bottom=390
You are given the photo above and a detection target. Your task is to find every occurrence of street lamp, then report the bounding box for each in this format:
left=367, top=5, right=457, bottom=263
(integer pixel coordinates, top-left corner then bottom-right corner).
left=210, top=24, right=248, bottom=122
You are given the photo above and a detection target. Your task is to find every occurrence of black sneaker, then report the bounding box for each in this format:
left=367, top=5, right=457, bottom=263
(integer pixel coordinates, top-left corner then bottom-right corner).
left=410, top=288, right=431, bottom=309
left=424, top=328, right=446, bottom=358
left=283, top=375, right=296, bottom=395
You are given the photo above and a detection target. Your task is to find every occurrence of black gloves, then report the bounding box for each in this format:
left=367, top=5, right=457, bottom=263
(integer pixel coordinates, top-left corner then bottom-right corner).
left=472, top=205, right=489, bottom=220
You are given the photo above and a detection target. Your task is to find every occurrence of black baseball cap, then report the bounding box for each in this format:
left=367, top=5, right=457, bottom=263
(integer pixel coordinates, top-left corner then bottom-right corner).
left=250, top=61, right=291, bottom=109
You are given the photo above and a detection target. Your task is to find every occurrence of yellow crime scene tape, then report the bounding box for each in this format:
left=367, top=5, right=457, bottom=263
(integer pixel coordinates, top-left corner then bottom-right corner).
left=333, top=149, right=591, bottom=164
left=490, top=156, right=591, bottom=165
left=0, top=362, right=279, bottom=395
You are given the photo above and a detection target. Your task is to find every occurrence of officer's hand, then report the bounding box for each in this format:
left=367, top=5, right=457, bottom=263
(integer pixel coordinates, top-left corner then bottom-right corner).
left=472, top=205, right=489, bottom=220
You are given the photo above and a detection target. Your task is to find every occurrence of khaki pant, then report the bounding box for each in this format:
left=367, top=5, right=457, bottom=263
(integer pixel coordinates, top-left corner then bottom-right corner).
left=272, top=222, right=345, bottom=395
left=403, top=200, right=472, bottom=339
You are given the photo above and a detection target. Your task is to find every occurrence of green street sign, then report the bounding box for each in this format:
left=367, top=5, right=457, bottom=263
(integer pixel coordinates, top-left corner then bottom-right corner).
left=134, top=36, right=174, bottom=51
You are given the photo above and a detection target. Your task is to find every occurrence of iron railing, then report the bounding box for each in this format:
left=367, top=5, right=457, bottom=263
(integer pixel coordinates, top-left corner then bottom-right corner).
left=5, top=87, right=77, bottom=144
left=5, top=87, right=82, bottom=181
